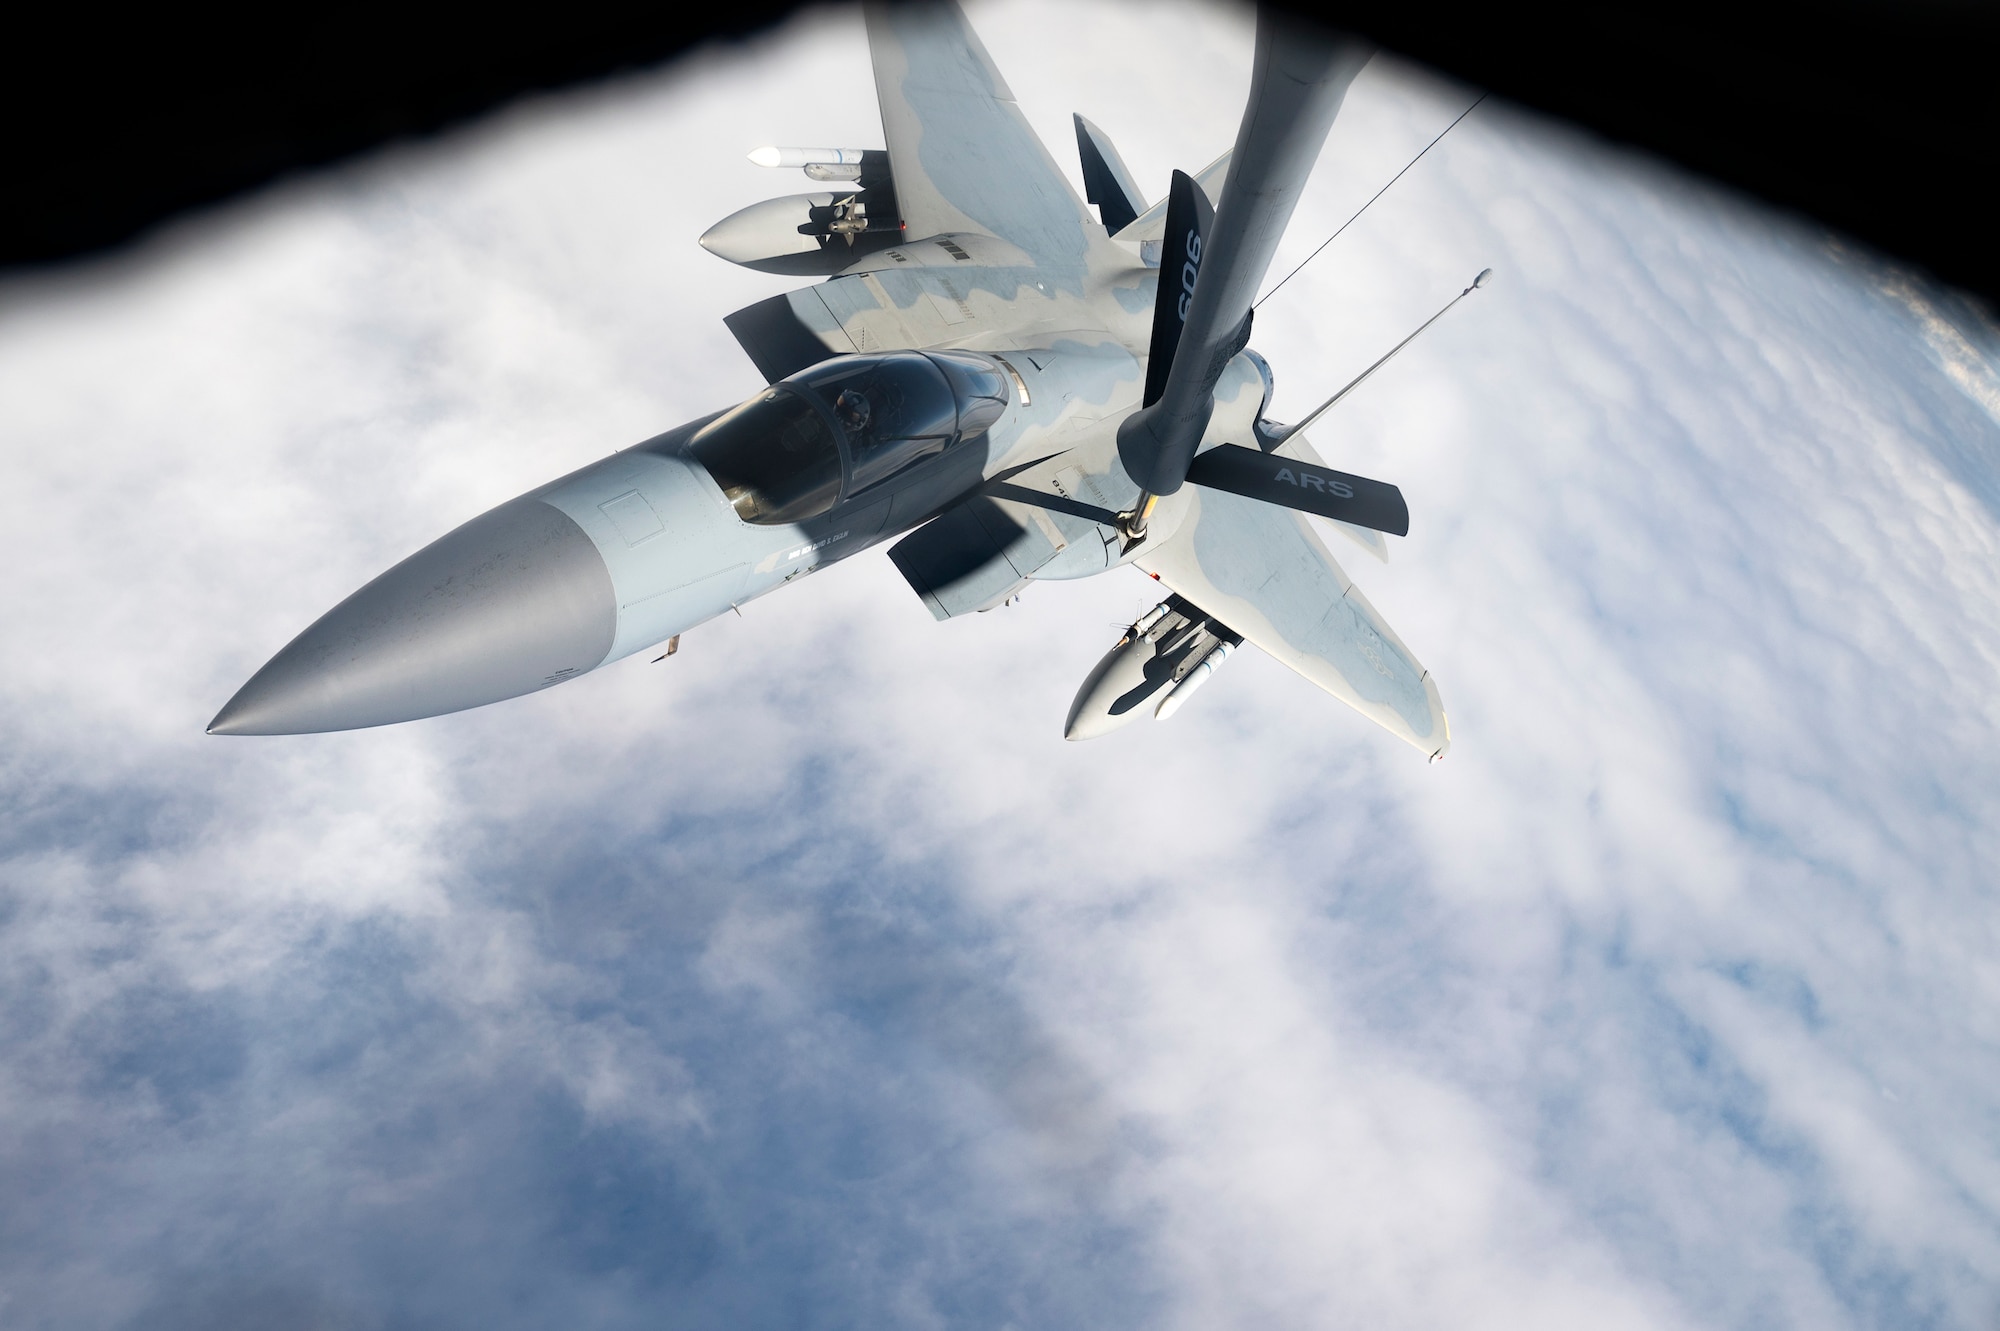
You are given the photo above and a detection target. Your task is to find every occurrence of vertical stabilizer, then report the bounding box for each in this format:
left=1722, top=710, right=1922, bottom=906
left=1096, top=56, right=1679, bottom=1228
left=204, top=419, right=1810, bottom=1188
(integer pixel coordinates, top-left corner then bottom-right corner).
left=1143, top=170, right=1215, bottom=407
left=1074, top=114, right=1147, bottom=232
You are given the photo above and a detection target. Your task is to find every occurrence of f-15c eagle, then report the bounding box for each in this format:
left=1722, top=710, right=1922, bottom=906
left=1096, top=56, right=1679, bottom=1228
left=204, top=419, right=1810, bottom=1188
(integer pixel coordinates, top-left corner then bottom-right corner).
left=211, top=1, right=1468, bottom=757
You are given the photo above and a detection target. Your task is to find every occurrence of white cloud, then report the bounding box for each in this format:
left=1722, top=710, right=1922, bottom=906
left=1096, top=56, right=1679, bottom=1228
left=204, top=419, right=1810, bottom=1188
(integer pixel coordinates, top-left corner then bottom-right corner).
left=2, top=1, right=1998, bottom=1327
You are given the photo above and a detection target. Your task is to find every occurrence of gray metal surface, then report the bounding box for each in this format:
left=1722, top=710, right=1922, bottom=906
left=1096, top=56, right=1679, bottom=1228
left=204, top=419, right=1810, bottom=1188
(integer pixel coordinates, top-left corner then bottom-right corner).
left=1064, top=598, right=1229, bottom=740
left=866, top=1, right=1100, bottom=274
left=1119, top=15, right=1372, bottom=494
left=536, top=444, right=757, bottom=664
left=1073, top=114, right=1147, bottom=233
left=209, top=499, right=616, bottom=735
left=214, top=1, right=1455, bottom=757
left=888, top=495, right=1055, bottom=619
left=1185, top=443, right=1410, bottom=534
left=1135, top=487, right=1448, bottom=756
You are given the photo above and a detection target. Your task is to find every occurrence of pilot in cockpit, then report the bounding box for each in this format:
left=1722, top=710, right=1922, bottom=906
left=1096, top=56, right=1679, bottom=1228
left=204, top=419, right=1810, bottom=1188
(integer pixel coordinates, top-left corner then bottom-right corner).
left=833, top=388, right=873, bottom=438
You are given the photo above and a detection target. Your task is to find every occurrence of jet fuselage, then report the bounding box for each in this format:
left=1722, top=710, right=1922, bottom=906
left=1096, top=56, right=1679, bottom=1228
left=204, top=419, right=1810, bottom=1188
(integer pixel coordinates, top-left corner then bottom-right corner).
left=208, top=329, right=1274, bottom=736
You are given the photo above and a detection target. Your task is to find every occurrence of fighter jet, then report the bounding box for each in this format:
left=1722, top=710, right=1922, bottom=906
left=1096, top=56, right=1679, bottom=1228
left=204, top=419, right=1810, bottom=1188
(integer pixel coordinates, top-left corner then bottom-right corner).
left=210, top=1, right=1469, bottom=757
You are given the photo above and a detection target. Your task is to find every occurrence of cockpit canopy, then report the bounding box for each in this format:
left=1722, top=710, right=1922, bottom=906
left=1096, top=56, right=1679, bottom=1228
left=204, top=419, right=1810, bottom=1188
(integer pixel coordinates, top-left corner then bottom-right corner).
left=688, top=351, right=1011, bottom=525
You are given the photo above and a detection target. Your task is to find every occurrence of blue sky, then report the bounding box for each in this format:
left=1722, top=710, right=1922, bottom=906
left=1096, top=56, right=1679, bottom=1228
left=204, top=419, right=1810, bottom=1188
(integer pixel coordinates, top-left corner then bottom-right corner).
left=3, top=2, right=1999, bottom=1327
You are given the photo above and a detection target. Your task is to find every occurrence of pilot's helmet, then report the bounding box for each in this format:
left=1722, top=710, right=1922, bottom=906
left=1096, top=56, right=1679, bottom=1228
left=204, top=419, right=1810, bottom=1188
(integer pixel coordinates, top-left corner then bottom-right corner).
left=834, top=388, right=872, bottom=432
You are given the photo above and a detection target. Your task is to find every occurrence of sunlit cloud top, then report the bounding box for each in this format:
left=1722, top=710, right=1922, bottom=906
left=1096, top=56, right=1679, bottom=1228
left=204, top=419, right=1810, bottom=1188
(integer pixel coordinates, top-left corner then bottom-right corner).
left=2, top=2, right=1997, bottom=1327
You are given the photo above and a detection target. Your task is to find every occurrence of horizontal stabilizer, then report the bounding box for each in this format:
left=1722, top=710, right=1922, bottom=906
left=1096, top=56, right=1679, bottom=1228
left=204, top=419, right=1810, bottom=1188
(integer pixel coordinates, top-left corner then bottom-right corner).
left=1186, top=443, right=1408, bottom=536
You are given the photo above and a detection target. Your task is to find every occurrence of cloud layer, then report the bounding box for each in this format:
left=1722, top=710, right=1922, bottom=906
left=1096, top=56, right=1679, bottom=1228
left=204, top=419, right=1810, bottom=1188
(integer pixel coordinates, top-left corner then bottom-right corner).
left=3, top=2, right=1998, bottom=1327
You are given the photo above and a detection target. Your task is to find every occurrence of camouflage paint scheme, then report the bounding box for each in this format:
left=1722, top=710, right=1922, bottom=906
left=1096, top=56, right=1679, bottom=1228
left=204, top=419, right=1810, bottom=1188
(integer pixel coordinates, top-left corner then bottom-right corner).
left=210, top=0, right=1447, bottom=757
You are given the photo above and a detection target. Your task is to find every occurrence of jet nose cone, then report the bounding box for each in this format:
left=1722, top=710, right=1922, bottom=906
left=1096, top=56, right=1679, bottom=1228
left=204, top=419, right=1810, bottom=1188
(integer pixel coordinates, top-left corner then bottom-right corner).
left=209, top=497, right=616, bottom=735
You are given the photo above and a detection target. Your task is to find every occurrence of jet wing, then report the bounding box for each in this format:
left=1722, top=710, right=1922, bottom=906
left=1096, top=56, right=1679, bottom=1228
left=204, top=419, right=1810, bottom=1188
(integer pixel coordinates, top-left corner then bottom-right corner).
left=1135, top=485, right=1449, bottom=757
left=865, top=1, right=1100, bottom=272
